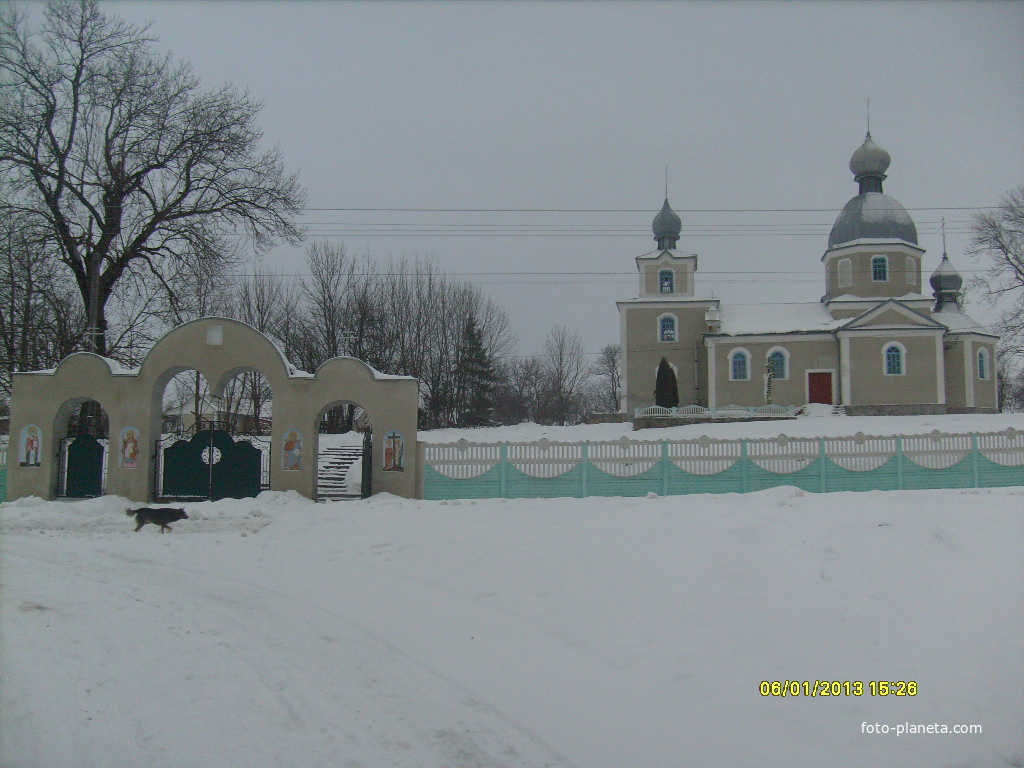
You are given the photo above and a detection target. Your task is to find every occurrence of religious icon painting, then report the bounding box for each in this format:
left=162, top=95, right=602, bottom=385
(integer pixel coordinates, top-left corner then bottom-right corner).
left=283, top=429, right=302, bottom=471
left=120, top=426, right=140, bottom=469
left=383, top=430, right=404, bottom=471
left=20, top=424, right=42, bottom=467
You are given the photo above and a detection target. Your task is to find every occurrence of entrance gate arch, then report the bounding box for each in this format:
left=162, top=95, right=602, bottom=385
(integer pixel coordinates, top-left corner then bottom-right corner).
left=6, top=318, right=420, bottom=503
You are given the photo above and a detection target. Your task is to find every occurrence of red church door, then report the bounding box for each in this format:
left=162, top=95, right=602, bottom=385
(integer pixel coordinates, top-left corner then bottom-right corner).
left=808, top=372, right=833, bottom=405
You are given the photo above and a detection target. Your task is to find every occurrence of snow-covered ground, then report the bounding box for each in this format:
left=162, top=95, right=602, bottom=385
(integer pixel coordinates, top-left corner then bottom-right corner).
left=3, top=413, right=1024, bottom=767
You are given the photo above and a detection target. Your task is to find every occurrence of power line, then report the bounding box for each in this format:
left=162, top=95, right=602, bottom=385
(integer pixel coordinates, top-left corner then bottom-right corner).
left=301, top=205, right=996, bottom=213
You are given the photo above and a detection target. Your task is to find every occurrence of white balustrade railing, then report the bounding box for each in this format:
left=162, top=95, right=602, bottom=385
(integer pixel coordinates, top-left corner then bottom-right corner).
left=635, top=404, right=798, bottom=419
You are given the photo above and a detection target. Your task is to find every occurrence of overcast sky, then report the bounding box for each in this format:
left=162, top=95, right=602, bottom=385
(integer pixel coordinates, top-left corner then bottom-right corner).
left=107, top=1, right=1024, bottom=357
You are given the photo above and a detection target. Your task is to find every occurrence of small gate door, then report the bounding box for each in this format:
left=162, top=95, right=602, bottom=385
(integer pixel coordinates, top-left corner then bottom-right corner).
left=360, top=431, right=372, bottom=499
left=808, top=372, right=834, bottom=405
left=59, top=434, right=108, bottom=497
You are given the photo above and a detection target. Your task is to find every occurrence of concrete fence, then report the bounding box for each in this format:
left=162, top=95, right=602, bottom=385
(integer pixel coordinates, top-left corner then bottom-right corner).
left=421, top=429, right=1024, bottom=500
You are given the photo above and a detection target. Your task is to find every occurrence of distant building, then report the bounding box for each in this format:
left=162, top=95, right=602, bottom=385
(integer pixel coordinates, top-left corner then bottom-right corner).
left=618, top=132, right=998, bottom=416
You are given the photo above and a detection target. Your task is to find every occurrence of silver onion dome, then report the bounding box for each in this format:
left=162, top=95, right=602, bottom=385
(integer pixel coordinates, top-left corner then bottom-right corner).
left=652, top=198, right=681, bottom=249
left=828, top=132, right=917, bottom=248
left=930, top=254, right=963, bottom=294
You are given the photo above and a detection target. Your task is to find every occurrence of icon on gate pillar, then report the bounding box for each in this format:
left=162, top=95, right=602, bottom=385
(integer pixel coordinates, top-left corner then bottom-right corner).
left=20, top=425, right=41, bottom=467
left=383, top=430, right=404, bottom=471
left=120, top=427, right=140, bottom=469
left=283, top=429, right=302, bottom=471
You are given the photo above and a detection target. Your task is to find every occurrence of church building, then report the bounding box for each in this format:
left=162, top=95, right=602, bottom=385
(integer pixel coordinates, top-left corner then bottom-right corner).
left=617, top=132, right=999, bottom=416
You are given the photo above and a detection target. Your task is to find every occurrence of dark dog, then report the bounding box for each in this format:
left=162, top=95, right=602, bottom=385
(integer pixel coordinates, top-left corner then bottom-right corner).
left=126, top=507, right=189, bottom=533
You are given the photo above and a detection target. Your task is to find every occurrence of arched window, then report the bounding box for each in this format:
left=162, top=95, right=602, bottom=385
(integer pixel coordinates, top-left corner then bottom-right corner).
left=658, top=314, right=677, bottom=342
left=884, top=343, right=904, bottom=376
left=978, top=348, right=989, bottom=380
left=767, top=348, right=788, bottom=380
left=729, top=349, right=750, bottom=381
left=872, top=255, right=889, bottom=282
left=658, top=269, right=674, bottom=294
left=905, top=256, right=916, bottom=285
left=838, top=258, right=852, bottom=288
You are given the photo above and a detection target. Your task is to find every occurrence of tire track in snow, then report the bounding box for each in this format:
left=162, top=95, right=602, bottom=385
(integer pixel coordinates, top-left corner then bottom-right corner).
left=3, top=538, right=577, bottom=768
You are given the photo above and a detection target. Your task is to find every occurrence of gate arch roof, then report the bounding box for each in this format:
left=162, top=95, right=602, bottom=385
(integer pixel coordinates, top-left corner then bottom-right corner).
left=139, top=317, right=296, bottom=390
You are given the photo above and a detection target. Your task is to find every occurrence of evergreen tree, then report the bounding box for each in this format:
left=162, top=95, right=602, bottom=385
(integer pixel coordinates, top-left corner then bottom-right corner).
left=654, top=357, right=679, bottom=408
left=455, top=315, right=498, bottom=426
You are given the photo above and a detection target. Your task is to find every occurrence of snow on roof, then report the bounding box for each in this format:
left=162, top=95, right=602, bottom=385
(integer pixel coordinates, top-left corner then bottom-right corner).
left=717, top=303, right=845, bottom=335
left=102, top=357, right=140, bottom=375
left=635, top=248, right=697, bottom=260
left=827, top=291, right=930, bottom=303
left=932, top=307, right=997, bottom=335
left=617, top=296, right=718, bottom=305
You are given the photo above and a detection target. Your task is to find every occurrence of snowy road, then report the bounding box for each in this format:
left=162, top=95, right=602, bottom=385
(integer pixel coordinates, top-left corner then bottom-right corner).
left=2, top=525, right=573, bottom=767
left=3, top=488, right=1023, bottom=767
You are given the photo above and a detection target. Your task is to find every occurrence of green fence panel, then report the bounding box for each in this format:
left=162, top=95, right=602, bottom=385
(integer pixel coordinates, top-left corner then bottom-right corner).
left=822, top=457, right=900, bottom=492
left=586, top=464, right=664, bottom=497
left=505, top=464, right=584, bottom=499
left=976, top=454, right=1024, bottom=488
left=746, top=460, right=824, bottom=494
left=423, top=464, right=502, bottom=500
left=666, top=460, right=745, bottom=496
left=900, top=456, right=975, bottom=490
left=0, top=465, right=6, bottom=502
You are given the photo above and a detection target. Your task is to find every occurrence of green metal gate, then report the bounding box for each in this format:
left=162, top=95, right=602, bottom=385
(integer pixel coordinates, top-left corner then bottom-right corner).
left=57, top=434, right=108, bottom=498
left=156, top=422, right=269, bottom=501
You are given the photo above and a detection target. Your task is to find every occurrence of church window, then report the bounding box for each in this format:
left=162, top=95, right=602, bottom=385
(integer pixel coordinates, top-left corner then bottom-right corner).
left=659, top=315, right=677, bottom=342
left=978, top=348, right=989, bottom=380
left=767, top=348, right=788, bottom=380
left=884, top=343, right=904, bottom=376
left=906, top=256, right=916, bottom=285
left=658, top=269, right=674, bottom=293
left=838, top=258, right=852, bottom=288
left=872, top=255, right=889, bottom=282
left=729, top=349, right=750, bottom=381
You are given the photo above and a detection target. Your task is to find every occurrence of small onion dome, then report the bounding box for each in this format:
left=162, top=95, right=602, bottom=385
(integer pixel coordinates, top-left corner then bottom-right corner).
left=652, top=198, right=681, bottom=249
left=930, top=254, right=963, bottom=294
left=849, top=131, right=891, bottom=182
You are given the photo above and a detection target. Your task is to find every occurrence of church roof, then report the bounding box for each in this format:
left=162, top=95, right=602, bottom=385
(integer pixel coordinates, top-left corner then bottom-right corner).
left=931, top=305, right=997, bottom=335
left=716, top=303, right=845, bottom=335
left=635, top=248, right=697, bottom=260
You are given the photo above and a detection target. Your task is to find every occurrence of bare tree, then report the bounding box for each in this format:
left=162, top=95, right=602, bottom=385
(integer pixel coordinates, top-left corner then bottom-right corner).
left=0, top=0, right=304, bottom=357
left=591, top=343, right=622, bottom=414
left=538, top=326, right=592, bottom=425
left=492, top=356, right=545, bottom=425
left=969, top=185, right=1024, bottom=354
left=0, top=210, right=85, bottom=402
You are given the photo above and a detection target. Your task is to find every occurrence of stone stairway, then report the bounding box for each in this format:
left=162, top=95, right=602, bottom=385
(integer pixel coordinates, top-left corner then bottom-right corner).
left=317, top=445, right=363, bottom=501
